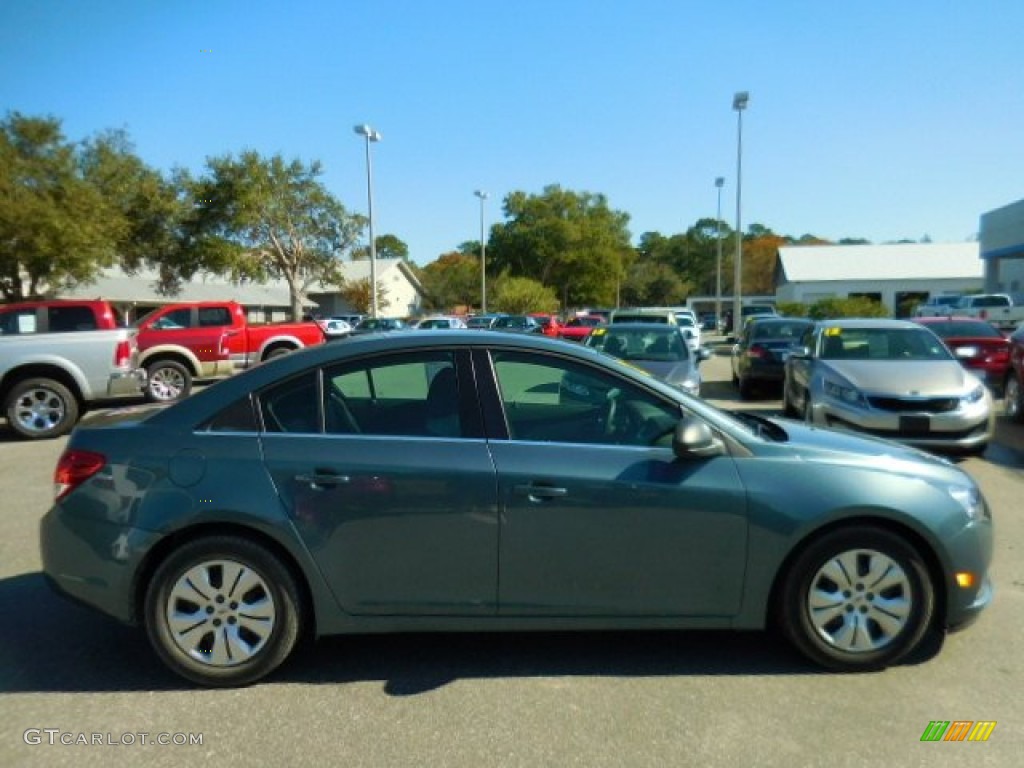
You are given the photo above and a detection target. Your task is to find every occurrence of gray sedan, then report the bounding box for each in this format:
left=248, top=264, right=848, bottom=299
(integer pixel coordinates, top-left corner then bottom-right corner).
left=41, top=330, right=992, bottom=687
left=782, top=318, right=994, bottom=453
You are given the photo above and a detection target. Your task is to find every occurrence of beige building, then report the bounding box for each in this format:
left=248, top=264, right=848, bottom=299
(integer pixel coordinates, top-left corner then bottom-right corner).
left=59, top=258, right=424, bottom=322
left=774, top=242, right=983, bottom=316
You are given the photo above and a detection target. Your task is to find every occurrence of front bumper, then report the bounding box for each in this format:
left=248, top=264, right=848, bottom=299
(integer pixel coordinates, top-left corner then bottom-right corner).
left=810, top=396, right=994, bottom=451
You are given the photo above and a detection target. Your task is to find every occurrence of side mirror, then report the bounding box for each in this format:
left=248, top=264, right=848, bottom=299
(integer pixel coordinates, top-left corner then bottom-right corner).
left=697, top=347, right=712, bottom=362
left=672, top=415, right=726, bottom=460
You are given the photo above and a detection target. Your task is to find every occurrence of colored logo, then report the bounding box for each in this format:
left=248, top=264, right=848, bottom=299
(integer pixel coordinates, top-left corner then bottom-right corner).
left=920, top=721, right=996, bottom=742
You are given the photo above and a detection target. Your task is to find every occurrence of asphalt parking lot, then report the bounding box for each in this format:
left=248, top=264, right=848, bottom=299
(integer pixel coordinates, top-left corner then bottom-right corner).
left=1, top=348, right=1022, bottom=767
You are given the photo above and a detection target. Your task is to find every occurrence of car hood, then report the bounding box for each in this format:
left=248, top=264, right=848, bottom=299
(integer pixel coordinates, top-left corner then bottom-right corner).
left=764, top=417, right=964, bottom=481
left=823, top=360, right=977, bottom=394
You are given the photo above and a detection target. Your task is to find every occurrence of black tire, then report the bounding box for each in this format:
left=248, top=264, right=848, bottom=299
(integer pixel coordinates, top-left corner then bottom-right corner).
left=144, top=536, right=303, bottom=687
left=264, top=346, right=293, bottom=361
left=738, top=377, right=754, bottom=400
left=1006, top=374, right=1024, bottom=424
left=778, top=527, right=934, bottom=671
left=4, top=377, right=80, bottom=439
left=782, top=380, right=798, bottom=418
left=145, top=360, right=193, bottom=403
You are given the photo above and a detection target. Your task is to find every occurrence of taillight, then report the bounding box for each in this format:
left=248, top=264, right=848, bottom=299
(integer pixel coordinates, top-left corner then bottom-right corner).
left=979, top=309, right=988, bottom=320
left=114, top=339, right=132, bottom=368
left=54, top=449, right=106, bottom=501
left=746, top=344, right=768, bottom=359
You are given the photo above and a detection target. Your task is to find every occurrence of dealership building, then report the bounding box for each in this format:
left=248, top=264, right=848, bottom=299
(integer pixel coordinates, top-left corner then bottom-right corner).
left=774, top=241, right=983, bottom=316
left=979, top=198, right=1024, bottom=295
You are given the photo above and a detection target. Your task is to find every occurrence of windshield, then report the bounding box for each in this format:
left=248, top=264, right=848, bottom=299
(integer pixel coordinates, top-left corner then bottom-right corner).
left=587, top=328, right=689, bottom=362
left=819, top=327, right=953, bottom=361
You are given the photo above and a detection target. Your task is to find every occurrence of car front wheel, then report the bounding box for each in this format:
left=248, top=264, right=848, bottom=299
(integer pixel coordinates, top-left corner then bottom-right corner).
left=779, top=527, right=934, bottom=671
left=144, top=536, right=303, bottom=687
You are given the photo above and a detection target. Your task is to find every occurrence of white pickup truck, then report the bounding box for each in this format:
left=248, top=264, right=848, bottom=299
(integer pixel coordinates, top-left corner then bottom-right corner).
left=0, top=328, right=147, bottom=439
left=953, top=294, right=1024, bottom=331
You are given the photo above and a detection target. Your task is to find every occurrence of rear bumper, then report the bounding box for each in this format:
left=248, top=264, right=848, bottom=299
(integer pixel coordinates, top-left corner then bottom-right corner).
left=106, top=368, right=147, bottom=398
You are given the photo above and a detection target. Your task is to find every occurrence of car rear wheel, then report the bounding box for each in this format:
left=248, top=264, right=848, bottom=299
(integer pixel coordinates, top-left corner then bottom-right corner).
left=779, top=527, right=934, bottom=671
left=1006, top=374, right=1024, bottom=423
left=4, top=377, right=79, bottom=439
left=145, top=360, right=192, bottom=403
left=145, top=536, right=303, bottom=687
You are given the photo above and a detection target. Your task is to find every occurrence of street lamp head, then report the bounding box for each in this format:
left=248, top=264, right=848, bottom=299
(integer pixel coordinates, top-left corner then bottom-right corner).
left=715, top=177, right=725, bottom=188
left=733, top=91, right=749, bottom=111
left=353, top=124, right=381, bottom=141
left=474, top=190, right=489, bottom=200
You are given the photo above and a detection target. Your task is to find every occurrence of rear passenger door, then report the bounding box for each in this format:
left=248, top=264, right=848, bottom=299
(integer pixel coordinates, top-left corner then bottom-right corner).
left=258, top=349, right=500, bottom=616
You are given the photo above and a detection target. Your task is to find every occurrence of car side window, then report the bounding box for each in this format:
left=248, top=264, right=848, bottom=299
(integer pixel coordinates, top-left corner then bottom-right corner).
left=151, top=308, right=192, bottom=330
left=48, top=305, right=98, bottom=332
left=198, top=307, right=232, bottom=327
left=491, top=351, right=681, bottom=447
left=324, top=351, right=461, bottom=437
left=0, top=309, right=37, bottom=334
left=259, top=371, right=321, bottom=434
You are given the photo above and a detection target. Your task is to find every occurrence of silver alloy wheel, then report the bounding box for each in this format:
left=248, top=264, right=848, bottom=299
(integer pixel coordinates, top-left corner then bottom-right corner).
left=1007, top=376, right=1022, bottom=421
left=12, top=385, right=66, bottom=435
left=806, top=548, right=912, bottom=653
left=165, top=559, right=276, bottom=667
left=149, top=366, right=186, bottom=401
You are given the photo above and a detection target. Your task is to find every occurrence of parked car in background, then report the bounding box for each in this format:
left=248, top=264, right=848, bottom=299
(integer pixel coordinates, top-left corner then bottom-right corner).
left=466, top=313, right=506, bottom=329
left=528, top=312, right=563, bottom=338
left=1, top=321, right=145, bottom=439
left=782, top=318, right=994, bottom=454
left=492, top=315, right=543, bottom=333
left=911, top=316, right=1011, bottom=395
left=41, top=329, right=993, bottom=686
left=1005, top=325, right=1024, bottom=422
left=351, top=317, right=410, bottom=334
left=674, top=312, right=701, bottom=352
left=415, top=315, right=468, bottom=330
left=0, top=299, right=125, bottom=334
left=912, top=294, right=963, bottom=318
left=609, top=308, right=677, bottom=325
left=320, top=317, right=354, bottom=340
left=731, top=317, right=815, bottom=399
left=134, top=301, right=325, bottom=403
left=953, top=293, right=1024, bottom=331
left=699, top=313, right=718, bottom=332
left=584, top=322, right=709, bottom=396
left=558, top=314, right=605, bottom=342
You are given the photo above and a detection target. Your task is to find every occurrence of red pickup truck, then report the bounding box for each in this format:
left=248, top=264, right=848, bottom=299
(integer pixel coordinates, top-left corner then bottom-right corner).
left=134, top=301, right=326, bottom=402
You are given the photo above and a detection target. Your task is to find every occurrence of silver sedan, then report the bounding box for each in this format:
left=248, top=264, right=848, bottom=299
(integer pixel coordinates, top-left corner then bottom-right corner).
left=782, top=318, right=994, bottom=453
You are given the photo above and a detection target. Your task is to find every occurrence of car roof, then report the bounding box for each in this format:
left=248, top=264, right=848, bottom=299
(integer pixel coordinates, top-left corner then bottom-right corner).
left=817, top=318, right=923, bottom=330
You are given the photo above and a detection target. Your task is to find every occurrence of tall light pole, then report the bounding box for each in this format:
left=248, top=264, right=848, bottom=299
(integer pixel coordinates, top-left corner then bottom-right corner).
left=354, top=123, right=381, bottom=318
left=714, top=176, right=725, bottom=333
left=732, top=91, right=748, bottom=336
left=474, top=190, right=489, bottom=313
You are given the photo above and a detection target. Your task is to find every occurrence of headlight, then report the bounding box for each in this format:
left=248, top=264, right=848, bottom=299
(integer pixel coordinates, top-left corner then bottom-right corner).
left=948, top=484, right=986, bottom=522
left=962, top=384, right=985, bottom=405
left=823, top=379, right=866, bottom=407
left=678, top=377, right=700, bottom=396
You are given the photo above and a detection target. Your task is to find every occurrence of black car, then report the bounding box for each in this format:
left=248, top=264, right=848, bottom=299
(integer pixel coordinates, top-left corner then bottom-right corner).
left=731, top=317, right=814, bottom=398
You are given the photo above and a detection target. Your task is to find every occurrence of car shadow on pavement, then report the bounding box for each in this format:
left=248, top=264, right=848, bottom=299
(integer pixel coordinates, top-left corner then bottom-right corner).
left=0, top=571, right=944, bottom=694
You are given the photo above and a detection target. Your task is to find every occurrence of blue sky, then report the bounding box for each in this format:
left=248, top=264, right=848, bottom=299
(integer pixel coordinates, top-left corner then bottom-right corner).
left=3, top=1, right=1022, bottom=265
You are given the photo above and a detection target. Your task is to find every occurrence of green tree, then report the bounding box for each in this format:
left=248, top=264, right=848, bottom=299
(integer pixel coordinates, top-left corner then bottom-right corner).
left=339, top=278, right=390, bottom=316
left=491, top=274, right=559, bottom=314
left=807, top=296, right=889, bottom=319
left=419, top=251, right=479, bottom=312
left=187, top=150, right=364, bottom=319
left=1, top=113, right=121, bottom=300
left=487, top=185, right=632, bottom=309
left=351, top=233, right=410, bottom=262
